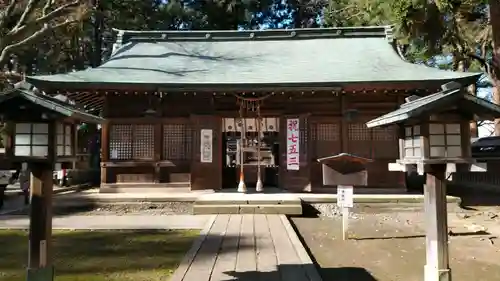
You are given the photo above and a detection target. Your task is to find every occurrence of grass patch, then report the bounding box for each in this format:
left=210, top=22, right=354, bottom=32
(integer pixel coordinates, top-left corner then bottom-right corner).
left=0, top=229, right=199, bottom=281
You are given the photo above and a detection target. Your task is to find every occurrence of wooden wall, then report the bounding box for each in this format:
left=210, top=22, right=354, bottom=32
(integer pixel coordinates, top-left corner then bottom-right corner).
left=100, top=91, right=405, bottom=190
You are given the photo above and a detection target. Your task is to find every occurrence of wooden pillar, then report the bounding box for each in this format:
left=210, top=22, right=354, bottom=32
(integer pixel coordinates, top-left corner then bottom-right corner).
left=190, top=115, right=222, bottom=190
left=100, top=121, right=109, bottom=185
left=26, top=162, right=54, bottom=281
left=340, top=94, right=348, bottom=152
left=424, top=164, right=451, bottom=281
left=100, top=96, right=109, bottom=187
left=154, top=123, right=162, bottom=183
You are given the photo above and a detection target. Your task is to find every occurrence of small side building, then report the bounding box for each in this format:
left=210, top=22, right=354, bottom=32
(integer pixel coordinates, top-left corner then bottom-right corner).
left=26, top=26, right=481, bottom=193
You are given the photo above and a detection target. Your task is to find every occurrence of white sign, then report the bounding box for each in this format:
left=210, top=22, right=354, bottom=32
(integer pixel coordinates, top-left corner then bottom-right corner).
left=337, top=185, right=354, bottom=240
left=286, top=118, right=300, bottom=170
left=200, top=129, right=213, bottom=163
left=337, top=185, right=354, bottom=208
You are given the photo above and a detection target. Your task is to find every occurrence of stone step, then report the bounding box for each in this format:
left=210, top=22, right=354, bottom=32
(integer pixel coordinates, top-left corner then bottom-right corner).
left=192, top=204, right=302, bottom=215
left=194, top=199, right=301, bottom=205
left=194, top=193, right=301, bottom=206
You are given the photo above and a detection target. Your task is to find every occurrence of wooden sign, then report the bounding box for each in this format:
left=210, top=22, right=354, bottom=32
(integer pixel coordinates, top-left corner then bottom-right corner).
left=200, top=129, right=213, bottom=163
left=286, top=118, right=300, bottom=170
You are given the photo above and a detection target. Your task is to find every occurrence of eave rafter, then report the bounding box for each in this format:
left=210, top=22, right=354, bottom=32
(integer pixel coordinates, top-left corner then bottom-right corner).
left=56, top=90, right=105, bottom=113
left=44, top=85, right=441, bottom=117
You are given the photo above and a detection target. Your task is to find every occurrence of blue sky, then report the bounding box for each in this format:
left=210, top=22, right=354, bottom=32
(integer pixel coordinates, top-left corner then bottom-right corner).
left=433, top=55, right=492, bottom=100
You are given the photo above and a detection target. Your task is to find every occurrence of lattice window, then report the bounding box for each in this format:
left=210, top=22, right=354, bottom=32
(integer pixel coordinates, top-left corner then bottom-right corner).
left=109, top=124, right=133, bottom=160
left=163, top=124, right=192, bottom=160
left=348, top=123, right=371, bottom=141
left=133, top=124, right=155, bottom=159
left=109, top=124, right=154, bottom=160
left=372, top=126, right=397, bottom=141
left=428, top=123, right=462, bottom=158
left=317, top=123, right=339, bottom=141
left=314, top=123, right=340, bottom=158
left=403, top=125, right=422, bottom=157
left=373, top=125, right=398, bottom=158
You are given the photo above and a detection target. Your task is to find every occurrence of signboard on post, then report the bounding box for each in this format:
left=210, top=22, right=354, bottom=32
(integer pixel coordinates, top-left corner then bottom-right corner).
left=337, top=185, right=354, bottom=240
left=337, top=185, right=354, bottom=208
left=200, top=129, right=213, bottom=163
left=286, top=118, right=300, bottom=170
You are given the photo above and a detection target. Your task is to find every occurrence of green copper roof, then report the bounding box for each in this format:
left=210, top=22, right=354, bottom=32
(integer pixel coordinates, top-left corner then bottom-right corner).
left=366, top=84, right=500, bottom=128
left=27, top=26, right=481, bottom=89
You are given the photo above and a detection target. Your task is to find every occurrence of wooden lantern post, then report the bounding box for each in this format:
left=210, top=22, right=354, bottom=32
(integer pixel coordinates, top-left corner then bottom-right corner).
left=366, top=82, right=500, bottom=281
left=27, top=161, right=55, bottom=280
left=0, top=84, right=103, bottom=281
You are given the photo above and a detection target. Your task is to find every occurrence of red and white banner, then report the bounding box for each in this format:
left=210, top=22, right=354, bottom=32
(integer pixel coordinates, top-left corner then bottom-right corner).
left=286, top=118, right=300, bottom=170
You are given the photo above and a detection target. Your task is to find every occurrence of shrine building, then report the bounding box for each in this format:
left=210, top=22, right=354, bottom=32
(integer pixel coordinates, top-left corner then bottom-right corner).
left=25, top=26, right=480, bottom=193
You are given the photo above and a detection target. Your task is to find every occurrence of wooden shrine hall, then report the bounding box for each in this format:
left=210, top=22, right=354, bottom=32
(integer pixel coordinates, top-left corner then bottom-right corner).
left=26, top=26, right=481, bottom=193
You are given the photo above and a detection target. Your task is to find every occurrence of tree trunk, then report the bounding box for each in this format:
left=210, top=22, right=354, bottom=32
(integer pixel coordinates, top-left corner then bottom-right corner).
left=491, top=0, right=500, bottom=135
left=469, top=83, right=479, bottom=137
left=454, top=58, right=479, bottom=137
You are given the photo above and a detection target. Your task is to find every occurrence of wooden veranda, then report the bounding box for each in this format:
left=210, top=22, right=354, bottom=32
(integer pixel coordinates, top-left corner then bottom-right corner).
left=170, top=214, right=322, bottom=281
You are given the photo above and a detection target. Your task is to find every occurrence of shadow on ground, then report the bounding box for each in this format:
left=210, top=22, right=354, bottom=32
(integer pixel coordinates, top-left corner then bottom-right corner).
left=0, top=230, right=249, bottom=281
left=0, top=202, right=100, bottom=217
left=448, top=184, right=500, bottom=208
left=1, top=186, right=99, bottom=217
left=351, top=230, right=491, bottom=241
left=223, top=264, right=378, bottom=281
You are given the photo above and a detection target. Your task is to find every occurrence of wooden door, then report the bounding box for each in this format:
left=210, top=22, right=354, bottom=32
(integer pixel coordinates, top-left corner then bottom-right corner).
left=279, top=115, right=312, bottom=192
left=190, top=115, right=222, bottom=190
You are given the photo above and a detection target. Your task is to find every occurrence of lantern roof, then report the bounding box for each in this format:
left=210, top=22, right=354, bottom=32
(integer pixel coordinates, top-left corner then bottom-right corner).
left=366, top=83, right=500, bottom=128
left=26, top=26, right=480, bottom=91
left=0, top=83, right=103, bottom=124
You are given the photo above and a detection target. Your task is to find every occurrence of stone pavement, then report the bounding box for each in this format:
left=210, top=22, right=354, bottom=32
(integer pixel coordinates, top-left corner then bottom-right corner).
left=171, top=214, right=322, bottom=281
left=0, top=214, right=211, bottom=230
left=54, top=188, right=461, bottom=204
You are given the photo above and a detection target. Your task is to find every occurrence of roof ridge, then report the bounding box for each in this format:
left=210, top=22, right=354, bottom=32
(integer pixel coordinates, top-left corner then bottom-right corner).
left=111, top=26, right=393, bottom=48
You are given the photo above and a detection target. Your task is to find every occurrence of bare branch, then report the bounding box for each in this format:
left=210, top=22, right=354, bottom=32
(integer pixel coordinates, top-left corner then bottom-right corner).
left=43, top=0, right=55, bottom=16
left=15, top=0, right=41, bottom=30
left=9, top=1, right=82, bottom=36
left=0, top=0, right=18, bottom=31
left=3, top=0, right=87, bottom=53
left=37, top=1, right=83, bottom=22
left=0, top=19, right=79, bottom=67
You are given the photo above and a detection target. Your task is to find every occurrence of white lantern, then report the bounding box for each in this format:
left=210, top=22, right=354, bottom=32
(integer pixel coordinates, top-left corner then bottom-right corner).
left=14, top=123, right=49, bottom=157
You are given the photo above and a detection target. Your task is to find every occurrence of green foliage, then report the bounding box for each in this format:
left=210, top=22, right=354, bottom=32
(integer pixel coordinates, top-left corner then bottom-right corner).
left=324, top=0, right=492, bottom=69
left=324, top=0, right=393, bottom=27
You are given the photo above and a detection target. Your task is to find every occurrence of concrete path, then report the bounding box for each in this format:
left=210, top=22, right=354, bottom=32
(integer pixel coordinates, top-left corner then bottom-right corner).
left=0, top=214, right=212, bottom=230
left=171, top=214, right=322, bottom=281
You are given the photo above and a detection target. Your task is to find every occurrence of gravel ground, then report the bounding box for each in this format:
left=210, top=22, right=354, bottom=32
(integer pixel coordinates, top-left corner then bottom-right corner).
left=292, top=203, right=500, bottom=281
left=7, top=202, right=193, bottom=216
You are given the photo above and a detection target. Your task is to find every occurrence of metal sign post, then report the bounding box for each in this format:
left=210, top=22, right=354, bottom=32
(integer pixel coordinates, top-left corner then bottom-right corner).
left=337, top=185, right=354, bottom=240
